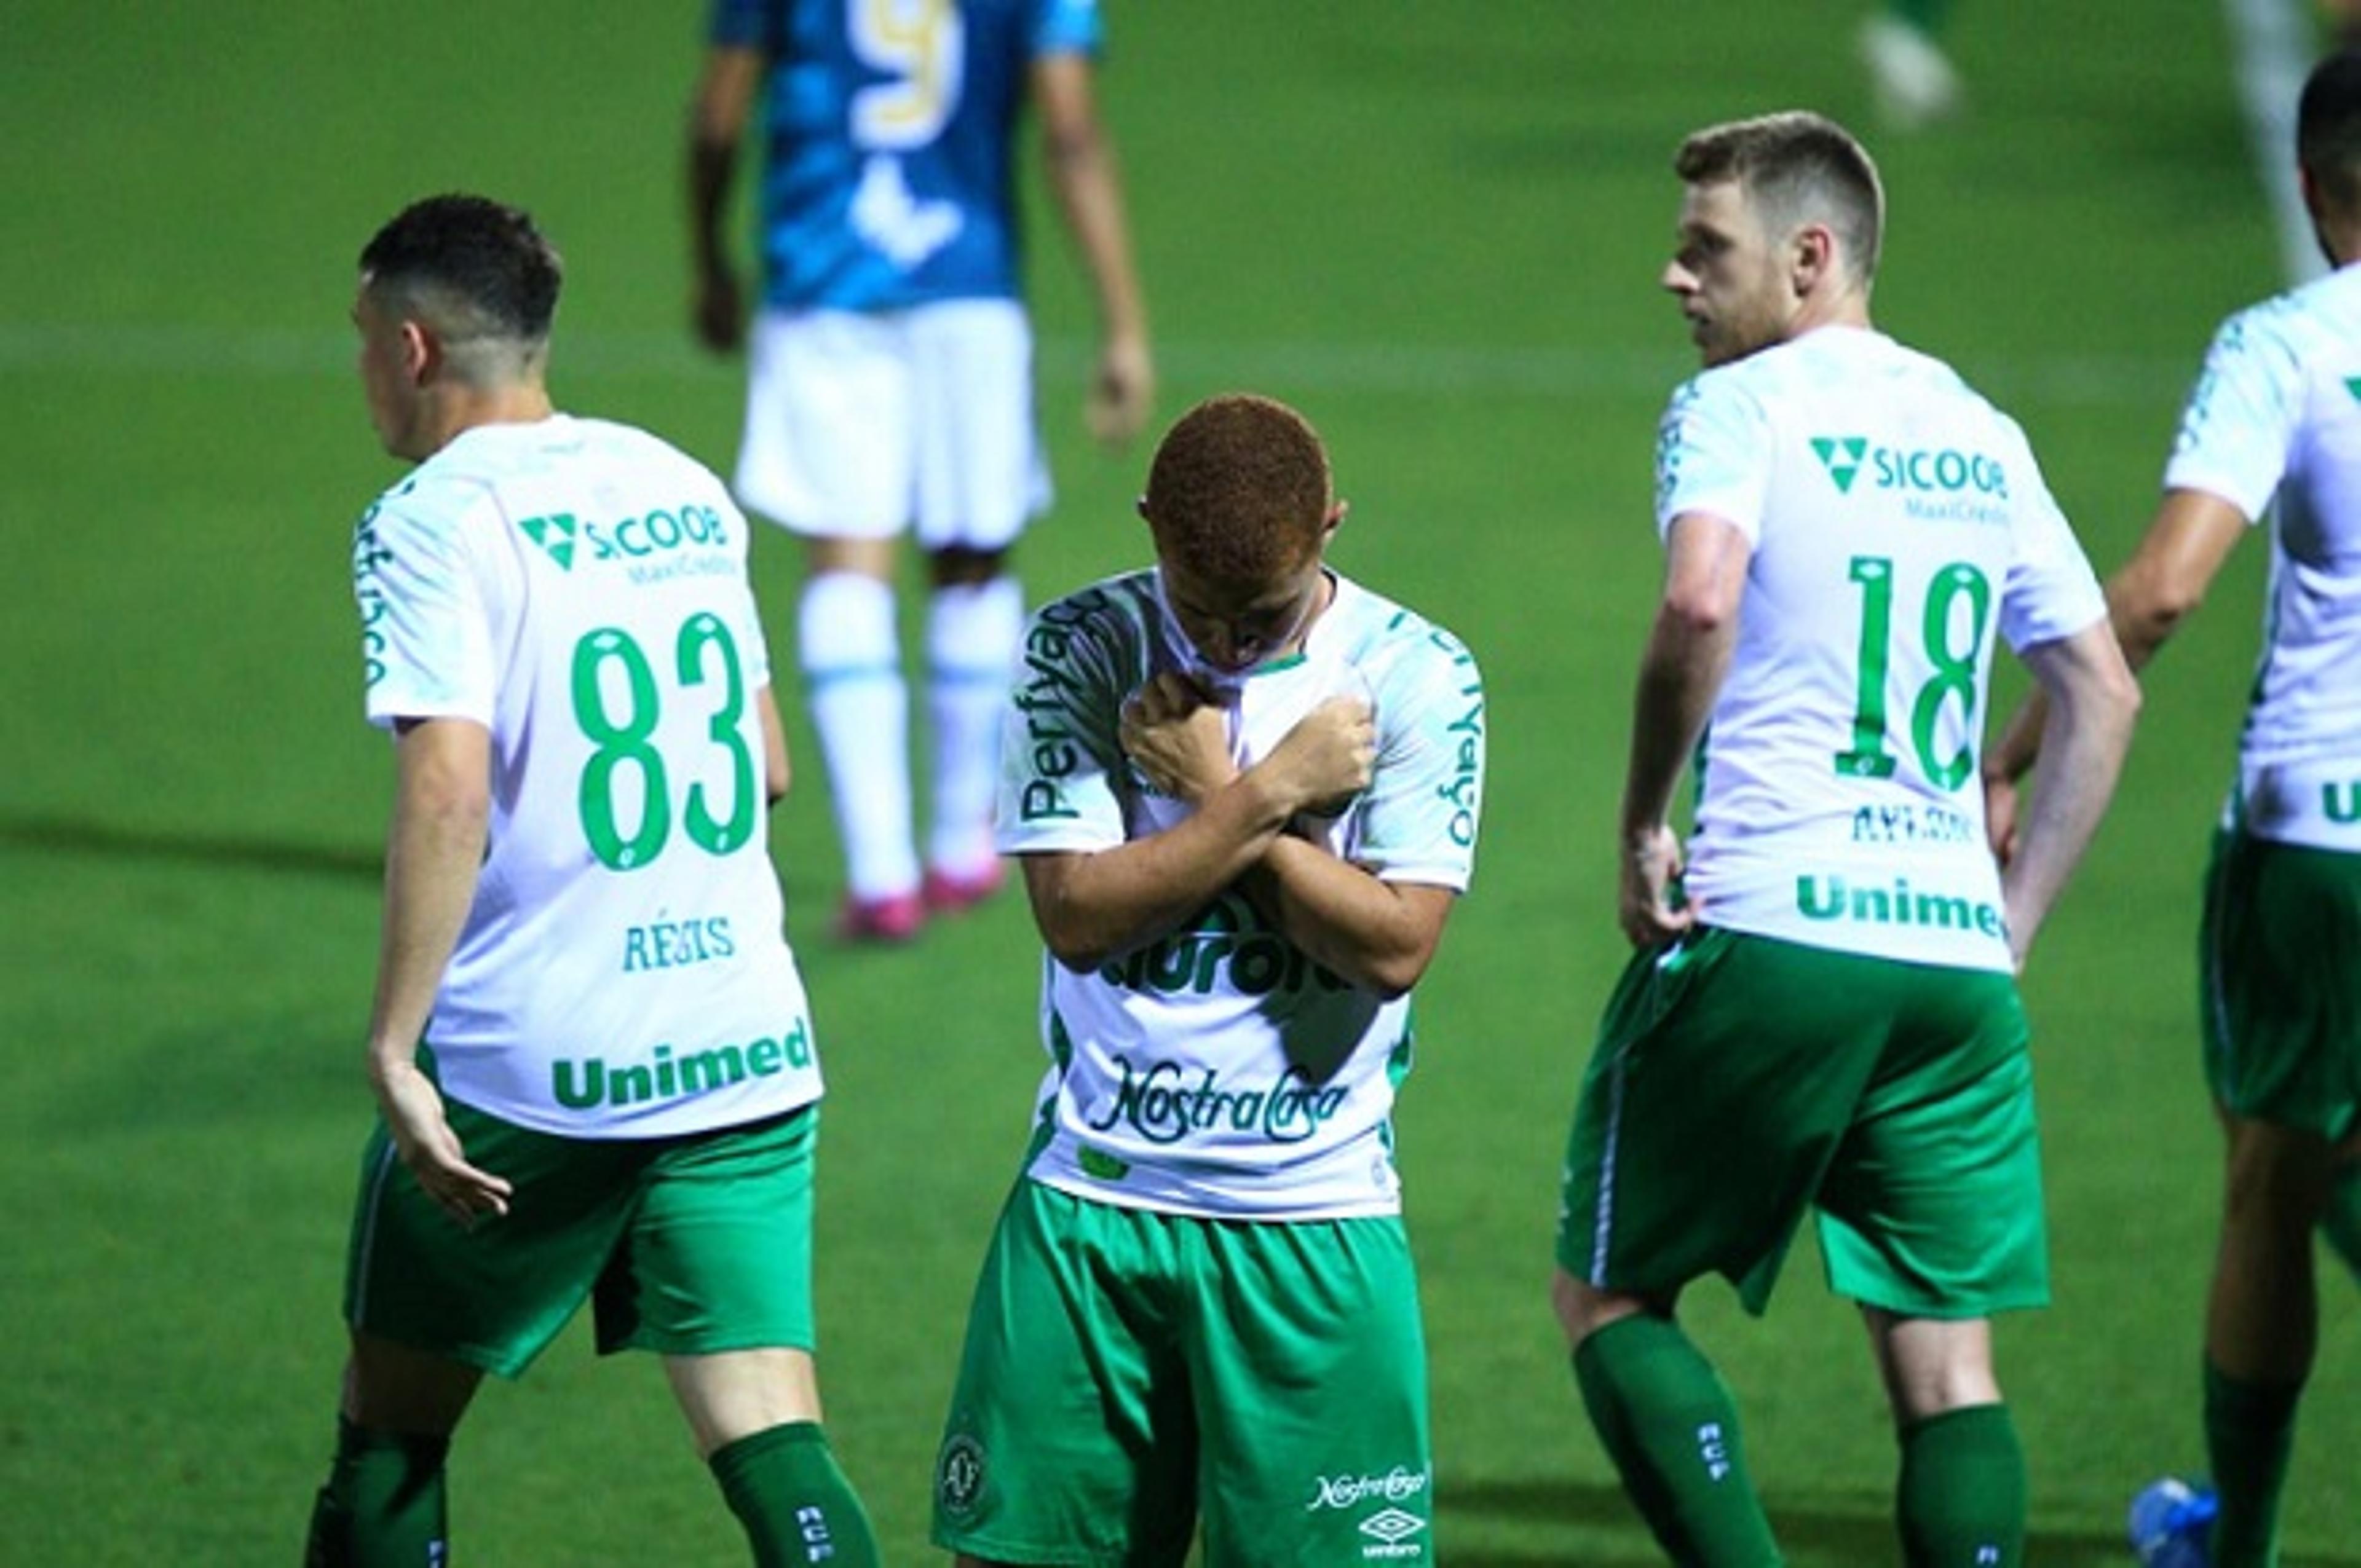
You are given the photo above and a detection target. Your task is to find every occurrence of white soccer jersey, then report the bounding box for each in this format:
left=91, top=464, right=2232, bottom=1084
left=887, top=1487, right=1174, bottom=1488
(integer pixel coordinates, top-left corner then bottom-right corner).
left=1656, top=326, right=2107, bottom=971
left=2165, top=264, right=2361, bottom=851
left=351, top=414, right=821, bottom=1137
left=997, top=569, right=1484, bottom=1219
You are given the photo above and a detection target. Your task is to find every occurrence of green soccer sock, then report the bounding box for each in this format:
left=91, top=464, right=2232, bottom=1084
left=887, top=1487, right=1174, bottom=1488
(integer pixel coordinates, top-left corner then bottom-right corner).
left=303, top=1416, right=449, bottom=1568
left=1894, top=1404, right=2023, bottom=1568
left=710, top=1420, right=879, bottom=1568
left=1573, top=1314, right=1782, bottom=1566
left=2205, top=1360, right=2301, bottom=1568
left=1888, top=0, right=1955, bottom=36
left=2320, top=1162, right=2361, bottom=1285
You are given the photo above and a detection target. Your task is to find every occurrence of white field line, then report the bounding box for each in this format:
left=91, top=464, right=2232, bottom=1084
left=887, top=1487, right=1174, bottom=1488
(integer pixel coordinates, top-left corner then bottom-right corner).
left=0, top=321, right=2197, bottom=406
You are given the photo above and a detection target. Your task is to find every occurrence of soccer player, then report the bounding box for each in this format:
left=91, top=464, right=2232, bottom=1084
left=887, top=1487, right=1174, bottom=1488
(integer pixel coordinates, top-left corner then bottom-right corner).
left=1860, top=0, right=1963, bottom=130
left=304, top=195, right=876, bottom=1567
left=1552, top=113, right=2139, bottom=1566
left=1987, top=51, right=2361, bottom=1568
left=929, top=393, right=1484, bottom=1566
left=687, top=0, right=1155, bottom=943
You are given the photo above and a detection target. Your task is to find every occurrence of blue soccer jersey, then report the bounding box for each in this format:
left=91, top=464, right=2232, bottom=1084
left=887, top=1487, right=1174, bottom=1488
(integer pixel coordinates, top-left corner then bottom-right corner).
left=711, top=0, right=1101, bottom=310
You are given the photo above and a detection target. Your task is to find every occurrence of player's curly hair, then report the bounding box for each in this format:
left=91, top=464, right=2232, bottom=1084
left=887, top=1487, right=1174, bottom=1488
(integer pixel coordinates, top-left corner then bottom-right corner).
left=1675, top=111, right=1884, bottom=286
left=360, top=194, right=563, bottom=369
left=1141, top=394, right=1332, bottom=582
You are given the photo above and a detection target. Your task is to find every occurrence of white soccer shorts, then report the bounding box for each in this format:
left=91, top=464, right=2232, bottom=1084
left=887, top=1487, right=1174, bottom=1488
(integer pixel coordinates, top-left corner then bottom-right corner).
left=734, top=299, right=1050, bottom=550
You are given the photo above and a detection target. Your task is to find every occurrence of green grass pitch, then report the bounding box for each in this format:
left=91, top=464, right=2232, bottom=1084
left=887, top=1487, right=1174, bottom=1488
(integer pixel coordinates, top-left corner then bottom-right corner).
left=3, top=1, right=2357, bottom=1561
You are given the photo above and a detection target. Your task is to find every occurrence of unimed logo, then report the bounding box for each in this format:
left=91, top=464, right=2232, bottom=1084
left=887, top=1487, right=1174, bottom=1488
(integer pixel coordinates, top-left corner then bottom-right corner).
left=1811, top=435, right=1868, bottom=492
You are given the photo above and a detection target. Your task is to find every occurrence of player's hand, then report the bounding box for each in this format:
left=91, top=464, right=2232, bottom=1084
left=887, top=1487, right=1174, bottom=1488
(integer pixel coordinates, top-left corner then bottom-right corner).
left=1086, top=334, right=1154, bottom=447
left=1982, top=771, right=2021, bottom=868
left=692, top=261, right=745, bottom=355
left=371, top=1056, right=513, bottom=1226
left=1618, top=824, right=1693, bottom=948
left=1121, top=671, right=1233, bottom=803
left=1260, top=695, right=1375, bottom=817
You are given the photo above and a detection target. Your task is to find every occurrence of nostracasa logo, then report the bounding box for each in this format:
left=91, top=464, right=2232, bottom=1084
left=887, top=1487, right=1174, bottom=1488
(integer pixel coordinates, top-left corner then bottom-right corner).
left=1811, top=436, right=1869, bottom=493
left=1310, top=1467, right=1430, bottom=1511
left=1086, top=1057, right=1348, bottom=1147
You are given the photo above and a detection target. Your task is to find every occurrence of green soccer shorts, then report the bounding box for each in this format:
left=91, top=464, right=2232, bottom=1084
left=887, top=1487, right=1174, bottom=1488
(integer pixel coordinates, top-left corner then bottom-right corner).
left=2201, top=825, right=2361, bottom=1140
left=342, top=1091, right=821, bottom=1377
left=1556, top=926, right=2046, bottom=1319
left=933, top=1180, right=1434, bottom=1567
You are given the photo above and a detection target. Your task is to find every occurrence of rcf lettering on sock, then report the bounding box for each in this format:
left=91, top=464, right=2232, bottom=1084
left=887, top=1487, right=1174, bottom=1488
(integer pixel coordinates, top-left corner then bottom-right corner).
left=1696, top=1422, right=1732, bottom=1482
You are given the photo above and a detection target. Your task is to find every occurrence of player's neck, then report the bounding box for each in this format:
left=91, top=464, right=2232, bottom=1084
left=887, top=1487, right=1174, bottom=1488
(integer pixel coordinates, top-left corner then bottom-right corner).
left=2320, top=223, right=2361, bottom=270
left=1787, top=287, right=1873, bottom=343
left=1284, top=569, right=1339, bottom=658
left=419, top=384, right=556, bottom=457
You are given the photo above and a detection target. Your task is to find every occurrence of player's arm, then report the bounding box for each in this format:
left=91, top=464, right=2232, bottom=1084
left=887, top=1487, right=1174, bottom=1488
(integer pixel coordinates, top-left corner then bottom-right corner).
left=367, top=716, right=512, bottom=1221
left=686, top=43, right=766, bottom=353
left=1026, top=690, right=1372, bottom=972
left=1243, top=849, right=1457, bottom=999
left=1983, top=489, right=2245, bottom=850
left=756, top=683, right=790, bottom=804
left=1032, top=51, right=1153, bottom=445
left=1120, top=671, right=1440, bottom=993
left=1618, top=511, right=1750, bottom=948
left=1996, top=621, right=2140, bottom=967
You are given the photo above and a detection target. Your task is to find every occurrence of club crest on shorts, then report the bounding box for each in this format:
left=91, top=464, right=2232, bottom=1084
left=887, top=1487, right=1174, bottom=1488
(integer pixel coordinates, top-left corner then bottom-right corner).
left=936, top=1432, right=988, bottom=1520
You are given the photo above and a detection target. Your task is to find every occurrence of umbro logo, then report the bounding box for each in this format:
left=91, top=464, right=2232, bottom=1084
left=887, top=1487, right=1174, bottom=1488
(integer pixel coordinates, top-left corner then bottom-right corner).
left=1358, top=1507, right=1427, bottom=1559
left=1810, top=436, right=1869, bottom=493
left=518, top=511, right=577, bottom=571
left=2344, top=376, right=2361, bottom=403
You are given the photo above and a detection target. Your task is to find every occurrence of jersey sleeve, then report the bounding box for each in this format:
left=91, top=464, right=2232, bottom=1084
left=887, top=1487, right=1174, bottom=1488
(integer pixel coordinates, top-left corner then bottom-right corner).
left=2162, top=305, right=2301, bottom=524
left=1030, top=0, right=1104, bottom=57
left=997, top=597, right=1130, bottom=854
left=354, top=492, right=498, bottom=732
left=1994, top=425, right=2108, bottom=652
left=1354, top=626, right=1485, bottom=890
left=707, top=0, right=781, bottom=51
left=1655, top=372, right=1773, bottom=545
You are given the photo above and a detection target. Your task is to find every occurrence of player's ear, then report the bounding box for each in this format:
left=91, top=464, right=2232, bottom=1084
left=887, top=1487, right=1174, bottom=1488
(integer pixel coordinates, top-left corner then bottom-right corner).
left=1790, top=223, right=1836, bottom=296
left=1321, top=499, right=1348, bottom=546
left=401, top=319, right=440, bottom=386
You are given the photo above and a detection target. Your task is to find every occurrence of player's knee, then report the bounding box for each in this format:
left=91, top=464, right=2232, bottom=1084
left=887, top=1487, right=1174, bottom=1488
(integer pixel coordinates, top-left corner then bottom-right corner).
left=928, top=544, right=1006, bottom=587
left=1551, top=1267, right=1650, bottom=1347
left=2223, top=1119, right=2336, bottom=1226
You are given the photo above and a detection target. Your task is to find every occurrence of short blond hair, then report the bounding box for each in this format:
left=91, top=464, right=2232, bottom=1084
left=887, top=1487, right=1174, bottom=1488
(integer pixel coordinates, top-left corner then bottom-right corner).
left=1675, top=111, right=1884, bottom=285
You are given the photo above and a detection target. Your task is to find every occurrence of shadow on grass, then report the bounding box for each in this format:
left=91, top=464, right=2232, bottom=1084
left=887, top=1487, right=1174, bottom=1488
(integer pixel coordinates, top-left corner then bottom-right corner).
left=0, top=813, right=379, bottom=881
left=1434, top=1475, right=2276, bottom=1567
